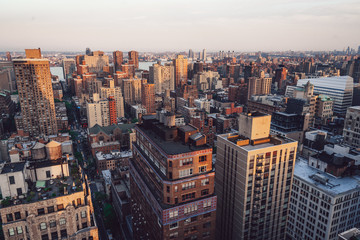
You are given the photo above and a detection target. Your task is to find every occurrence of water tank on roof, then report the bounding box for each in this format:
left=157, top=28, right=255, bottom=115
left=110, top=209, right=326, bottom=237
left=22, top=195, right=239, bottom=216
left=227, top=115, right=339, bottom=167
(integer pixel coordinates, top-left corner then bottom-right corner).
left=46, top=141, right=62, bottom=160
left=31, top=142, right=46, bottom=160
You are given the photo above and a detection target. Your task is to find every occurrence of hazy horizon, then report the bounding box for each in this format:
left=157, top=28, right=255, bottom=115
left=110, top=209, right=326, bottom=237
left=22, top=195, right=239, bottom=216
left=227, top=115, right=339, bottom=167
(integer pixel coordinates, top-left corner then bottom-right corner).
left=1, top=0, right=359, bottom=52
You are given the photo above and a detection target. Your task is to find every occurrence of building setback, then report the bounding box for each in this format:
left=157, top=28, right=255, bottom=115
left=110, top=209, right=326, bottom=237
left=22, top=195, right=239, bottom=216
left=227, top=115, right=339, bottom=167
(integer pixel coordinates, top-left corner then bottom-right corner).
left=216, top=112, right=298, bottom=240
left=131, top=115, right=216, bottom=240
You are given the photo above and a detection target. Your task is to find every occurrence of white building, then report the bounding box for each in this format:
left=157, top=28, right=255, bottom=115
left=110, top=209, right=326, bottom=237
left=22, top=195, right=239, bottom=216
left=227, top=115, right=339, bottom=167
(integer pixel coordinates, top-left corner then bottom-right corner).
left=287, top=159, right=360, bottom=240
left=194, top=98, right=211, bottom=113
left=295, top=76, right=353, bottom=115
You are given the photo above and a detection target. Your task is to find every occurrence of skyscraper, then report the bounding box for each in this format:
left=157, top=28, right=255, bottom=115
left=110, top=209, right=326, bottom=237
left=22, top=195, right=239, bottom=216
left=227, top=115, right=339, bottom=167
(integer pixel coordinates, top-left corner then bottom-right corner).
left=6, top=52, right=11, bottom=61
left=202, top=49, right=207, bottom=61
left=131, top=116, right=216, bottom=239
left=173, top=55, right=188, bottom=89
left=128, top=50, right=139, bottom=69
left=216, top=112, right=298, bottom=240
left=13, top=48, right=58, bottom=136
left=141, top=82, right=155, bottom=114
left=149, top=63, right=175, bottom=94
left=188, top=49, right=195, bottom=59
left=113, top=50, right=123, bottom=71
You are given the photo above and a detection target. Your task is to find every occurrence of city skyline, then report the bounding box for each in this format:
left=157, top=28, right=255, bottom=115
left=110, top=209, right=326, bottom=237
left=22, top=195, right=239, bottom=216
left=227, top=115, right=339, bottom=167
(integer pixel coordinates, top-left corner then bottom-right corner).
left=0, top=0, right=359, bottom=52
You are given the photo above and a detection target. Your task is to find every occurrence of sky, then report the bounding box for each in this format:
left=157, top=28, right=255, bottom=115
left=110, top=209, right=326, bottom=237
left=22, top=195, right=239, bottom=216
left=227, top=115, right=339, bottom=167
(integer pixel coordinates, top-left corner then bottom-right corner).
left=0, top=0, right=359, bottom=52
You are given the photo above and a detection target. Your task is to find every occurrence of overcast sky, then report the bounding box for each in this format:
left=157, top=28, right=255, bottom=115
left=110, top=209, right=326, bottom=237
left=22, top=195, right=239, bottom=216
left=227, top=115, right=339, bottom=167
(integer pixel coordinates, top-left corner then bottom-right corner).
left=0, top=0, right=359, bottom=52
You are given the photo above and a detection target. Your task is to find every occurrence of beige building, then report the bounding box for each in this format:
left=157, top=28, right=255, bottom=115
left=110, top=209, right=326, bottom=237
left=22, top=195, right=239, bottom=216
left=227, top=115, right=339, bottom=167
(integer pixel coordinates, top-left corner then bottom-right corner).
left=192, top=71, right=220, bottom=91
left=248, top=77, right=272, bottom=98
left=122, top=78, right=142, bottom=105
left=343, top=106, right=360, bottom=148
left=13, top=48, right=58, bottom=136
left=149, top=63, right=175, bottom=94
left=86, top=94, right=110, bottom=128
left=0, top=159, right=98, bottom=240
left=83, top=51, right=109, bottom=73
left=216, top=112, right=298, bottom=240
left=173, top=55, right=188, bottom=89
left=100, top=79, right=125, bottom=118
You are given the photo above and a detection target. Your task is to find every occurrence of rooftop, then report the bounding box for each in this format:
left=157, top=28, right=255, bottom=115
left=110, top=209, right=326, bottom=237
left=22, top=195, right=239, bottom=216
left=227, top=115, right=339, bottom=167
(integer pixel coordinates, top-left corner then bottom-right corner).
left=89, top=123, right=135, bottom=136
left=294, top=159, right=360, bottom=196
left=1, top=162, right=26, bottom=174
left=297, top=76, right=354, bottom=91
left=1, top=163, right=84, bottom=208
left=137, top=124, right=211, bottom=155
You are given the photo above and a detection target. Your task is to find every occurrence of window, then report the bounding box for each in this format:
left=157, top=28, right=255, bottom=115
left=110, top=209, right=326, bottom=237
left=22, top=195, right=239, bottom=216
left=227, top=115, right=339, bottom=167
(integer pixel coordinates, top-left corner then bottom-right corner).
left=169, top=210, right=178, bottom=219
left=51, top=232, right=58, bottom=240
left=167, top=186, right=170, bottom=193
left=41, top=234, right=49, bottom=240
left=204, top=212, right=211, bottom=218
left=9, top=176, right=15, bottom=184
left=50, top=220, right=56, bottom=228
left=170, top=222, right=178, bottom=230
left=203, top=200, right=212, bottom=208
left=17, top=226, right=23, bottom=234
left=60, top=229, right=67, bottom=238
left=174, top=186, right=178, bottom=192
left=17, top=188, right=22, bottom=195
left=38, top=208, right=45, bottom=215
left=59, top=218, right=66, bottom=225
left=81, top=211, right=87, bottom=218
left=57, top=204, right=64, bottom=211
left=199, top=166, right=207, bottom=173
left=6, top=214, right=13, bottom=222
left=184, top=204, right=198, bottom=214
left=201, top=189, right=209, bottom=196
left=77, top=198, right=82, bottom=205
left=46, top=170, right=51, bottom=178
left=40, top=222, right=47, bottom=230
left=169, top=161, right=172, bottom=167
left=8, top=228, right=15, bottom=236
left=201, top=178, right=209, bottom=186
left=182, top=181, right=195, bottom=190
left=199, top=155, right=207, bottom=162
left=82, top=222, right=88, bottom=228
left=14, top=211, right=21, bottom=220
left=182, top=192, right=196, bottom=201
left=179, top=168, right=193, bottom=178
left=180, top=158, right=193, bottom=166
left=48, top=206, right=54, bottom=213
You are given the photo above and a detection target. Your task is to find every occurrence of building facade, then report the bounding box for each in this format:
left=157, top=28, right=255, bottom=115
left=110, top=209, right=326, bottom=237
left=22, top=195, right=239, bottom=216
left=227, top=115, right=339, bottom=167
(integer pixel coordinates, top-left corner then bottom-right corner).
left=216, top=112, right=298, bottom=240
left=131, top=116, right=216, bottom=240
left=13, top=48, right=58, bottom=136
left=343, top=106, right=360, bottom=148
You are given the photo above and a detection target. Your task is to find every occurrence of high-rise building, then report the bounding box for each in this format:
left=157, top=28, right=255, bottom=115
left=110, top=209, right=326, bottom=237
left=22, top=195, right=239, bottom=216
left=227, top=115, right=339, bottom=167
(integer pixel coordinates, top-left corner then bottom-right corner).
left=343, top=106, right=360, bottom=148
left=141, top=82, right=155, bottom=114
left=202, top=49, right=207, bottom=61
left=247, top=77, right=272, bottom=98
left=62, top=58, right=76, bottom=82
left=100, top=78, right=125, bottom=118
left=173, top=55, right=188, bottom=89
left=149, top=63, right=175, bottom=94
left=296, top=76, right=353, bottom=115
left=128, top=51, right=139, bottom=69
left=86, top=93, right=110, bottom=128
left=216, top=112, right=298, bottom=240
left=108, top=96, right=117, bottom=125
left=188, top=49, right=195, bottom=59
left=86, top=47, right=92, bottom=55
left=113, top=51, right=123, bottom=71
left=13, top=48, right=58, bottom=136
left=131, top=115, right=216, bottom=240
left=274, top=65, right=288, bottom=90
left=122, top=78, right=143, bottom=105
